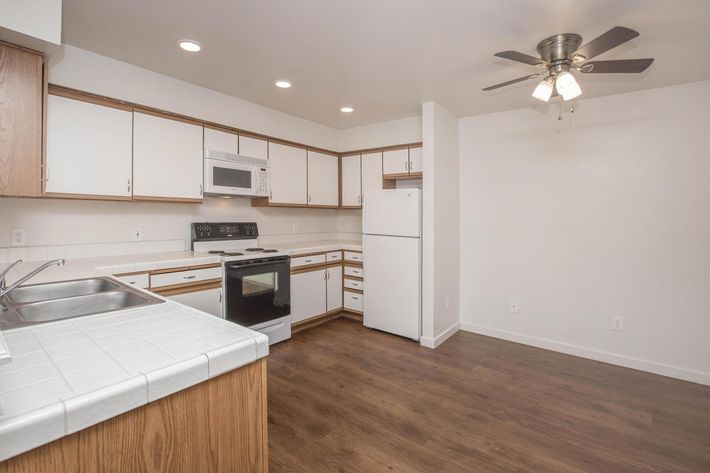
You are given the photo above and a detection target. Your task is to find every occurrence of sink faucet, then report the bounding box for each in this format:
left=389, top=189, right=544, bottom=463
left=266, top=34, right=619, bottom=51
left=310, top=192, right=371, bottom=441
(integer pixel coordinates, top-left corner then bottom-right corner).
left=0, top=259, right=66, bottom=310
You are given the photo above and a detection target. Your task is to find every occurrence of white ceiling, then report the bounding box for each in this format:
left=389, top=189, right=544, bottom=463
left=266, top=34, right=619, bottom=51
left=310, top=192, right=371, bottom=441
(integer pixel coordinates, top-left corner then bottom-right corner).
left=59, top=0, right=710, bottom=128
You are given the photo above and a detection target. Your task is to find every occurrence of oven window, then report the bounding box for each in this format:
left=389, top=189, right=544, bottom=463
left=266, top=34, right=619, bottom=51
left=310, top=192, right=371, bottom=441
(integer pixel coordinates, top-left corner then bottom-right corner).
left=243, top=272, right=277, bottom=296
left=213, top=166, right=251, bottom=188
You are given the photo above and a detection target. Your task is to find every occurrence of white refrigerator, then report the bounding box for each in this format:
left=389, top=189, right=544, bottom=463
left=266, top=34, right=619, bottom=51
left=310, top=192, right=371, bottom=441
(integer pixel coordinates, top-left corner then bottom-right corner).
left=363, top=188, right=421, bottom=340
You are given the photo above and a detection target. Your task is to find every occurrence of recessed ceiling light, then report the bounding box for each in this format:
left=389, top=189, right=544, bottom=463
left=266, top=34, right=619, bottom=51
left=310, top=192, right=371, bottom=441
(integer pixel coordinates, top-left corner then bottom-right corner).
left=274, top=80, right=293, bottom=89
left=178, top=40, right=202, bottom=52
left=340, top=106, right=354, bottom=113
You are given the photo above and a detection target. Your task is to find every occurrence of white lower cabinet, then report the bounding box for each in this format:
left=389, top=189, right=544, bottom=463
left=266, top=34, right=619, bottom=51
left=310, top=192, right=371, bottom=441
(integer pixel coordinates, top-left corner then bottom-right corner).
left=290, top=269, right=327, bottom=323
left=344, top=291, right=363, bottom=312
left=167, top=287, right=222, bottom=318
left=326, top=265, right=343, bottom=312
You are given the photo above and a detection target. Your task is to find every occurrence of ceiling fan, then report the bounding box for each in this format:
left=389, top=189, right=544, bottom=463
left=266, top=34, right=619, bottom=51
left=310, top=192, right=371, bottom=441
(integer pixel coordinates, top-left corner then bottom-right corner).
left=482, top=26, right=654, bottom=102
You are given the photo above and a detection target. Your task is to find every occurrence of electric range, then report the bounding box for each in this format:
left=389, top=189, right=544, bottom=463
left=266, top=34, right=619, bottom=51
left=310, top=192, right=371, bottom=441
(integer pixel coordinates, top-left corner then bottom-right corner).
left=191, top=222, right=291, bottom=345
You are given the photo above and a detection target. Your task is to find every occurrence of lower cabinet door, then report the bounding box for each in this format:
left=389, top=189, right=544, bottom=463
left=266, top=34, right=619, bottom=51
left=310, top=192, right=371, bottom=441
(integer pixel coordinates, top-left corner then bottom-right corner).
left=326, top=265, right=343, bottom=312
left=290, top=269, right=327, bottom=323
left=167, top=288, right=222, bottom=317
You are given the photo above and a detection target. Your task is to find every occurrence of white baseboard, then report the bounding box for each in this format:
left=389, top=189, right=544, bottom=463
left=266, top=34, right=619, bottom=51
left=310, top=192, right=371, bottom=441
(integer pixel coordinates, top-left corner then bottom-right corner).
left=420, top=322, right=460, bottom=349
left=459, top=322, right=710, bottom=386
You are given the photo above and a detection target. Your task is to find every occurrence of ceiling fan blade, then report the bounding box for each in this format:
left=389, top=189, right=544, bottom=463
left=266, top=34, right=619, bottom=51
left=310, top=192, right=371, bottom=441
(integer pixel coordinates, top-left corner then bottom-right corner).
left=494, top=51, right=547, bottom=66
left=482, top=74, right=540, bottom=91
left=572, top=26, right=639, bottom=61
left=580, top=58, right=654, bottom=73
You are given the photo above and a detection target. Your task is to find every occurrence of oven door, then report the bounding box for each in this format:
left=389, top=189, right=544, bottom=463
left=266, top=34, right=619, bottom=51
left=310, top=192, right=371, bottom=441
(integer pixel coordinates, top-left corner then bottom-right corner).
left=224, top=258, right=290, bottom=327
left=204, top=157, right=257, bottom=196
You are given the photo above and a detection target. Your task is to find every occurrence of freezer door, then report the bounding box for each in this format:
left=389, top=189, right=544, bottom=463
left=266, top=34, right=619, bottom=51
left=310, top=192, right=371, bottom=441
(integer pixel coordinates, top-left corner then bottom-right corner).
left=363, top=234, right=421, bottom=340
left=363, top=189, right=421, bottom=237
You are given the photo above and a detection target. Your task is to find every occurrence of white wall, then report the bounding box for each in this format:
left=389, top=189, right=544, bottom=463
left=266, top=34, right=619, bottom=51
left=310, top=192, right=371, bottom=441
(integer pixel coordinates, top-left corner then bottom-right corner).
left=337, top=115, right=422, bottom=151
left=459, top=80, right=710, bottom=385
left=0, top=0, right=62, bottom=44
left=421, top=102, right=460, bottom=348
left=47, top=45, right=338, bottom=150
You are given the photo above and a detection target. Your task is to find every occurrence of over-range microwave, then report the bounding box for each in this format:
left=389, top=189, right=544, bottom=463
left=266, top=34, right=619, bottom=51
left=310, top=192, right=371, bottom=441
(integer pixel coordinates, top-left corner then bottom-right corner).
left=203, top=150, right=269, bottom=197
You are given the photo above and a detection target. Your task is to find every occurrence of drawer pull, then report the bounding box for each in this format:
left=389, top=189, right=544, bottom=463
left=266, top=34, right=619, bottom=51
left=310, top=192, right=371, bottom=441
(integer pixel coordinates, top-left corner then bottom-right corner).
left=352, top=297, right=359, bottom=300
left=183, top=275, right=197, bottom=280
left=305, top=259, right=312, bottom=263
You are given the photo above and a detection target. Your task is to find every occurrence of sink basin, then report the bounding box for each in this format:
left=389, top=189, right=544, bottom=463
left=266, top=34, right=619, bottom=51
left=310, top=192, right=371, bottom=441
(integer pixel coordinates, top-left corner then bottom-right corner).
left=7, top=278, right=120, bottom=304
left=1, top=277, right=165, bottom=329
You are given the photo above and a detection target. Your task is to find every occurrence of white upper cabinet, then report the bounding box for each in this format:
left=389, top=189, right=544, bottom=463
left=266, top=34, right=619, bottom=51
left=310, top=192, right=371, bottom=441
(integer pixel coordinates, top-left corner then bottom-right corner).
left=239, top=135, right=268, bottom=160
left=341, top=154, right=361, bottom=207
left=133, top=112, right=204, bottom=200
left=361, top=151, right=383, bottom=202
left=383, top=148, right=409, bottom=176
left=204, top=127, right=237, bottom=155
left=408, top=146, right=423, bottom=174
left=326, top=265, right=343, bottom=312
left=45, top=95, right=133, bottom=197
left=307, top=151, right=339, bottom=206
left=268, top=142, right=307, bottom=205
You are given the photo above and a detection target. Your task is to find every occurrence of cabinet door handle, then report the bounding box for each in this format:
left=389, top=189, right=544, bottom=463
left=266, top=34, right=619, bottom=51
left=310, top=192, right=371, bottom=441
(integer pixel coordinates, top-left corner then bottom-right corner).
left=200, top=184, right=203, bottom=196
left=218, top=290, right=222, bottom=303
left=127, top=178, right=131, bottom=193
left=183, top=275, right=197, bottom=280
left=308, top=193, right=311, bottom=203
left=269, top=191, right=273, bottom=200
left=45, top=165, right=50, bottom=183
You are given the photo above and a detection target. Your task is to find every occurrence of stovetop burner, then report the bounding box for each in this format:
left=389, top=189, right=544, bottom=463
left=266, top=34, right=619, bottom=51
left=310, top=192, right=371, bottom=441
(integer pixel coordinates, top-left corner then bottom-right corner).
left=245, top=248, right=264, bottom=252
left=262, top=249, right=279, bottom=253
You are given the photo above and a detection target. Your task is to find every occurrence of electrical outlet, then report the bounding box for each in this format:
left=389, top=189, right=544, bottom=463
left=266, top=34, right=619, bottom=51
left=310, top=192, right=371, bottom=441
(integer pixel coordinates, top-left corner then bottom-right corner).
left=509, top=300, right=519, bottom=313
left=11, top=228, right=26, bottom=246
left=132, top=228, right=143, bottom=242
left=612, top=316, right=624, bottom=331
left=445, top=296, right=450, bottom=311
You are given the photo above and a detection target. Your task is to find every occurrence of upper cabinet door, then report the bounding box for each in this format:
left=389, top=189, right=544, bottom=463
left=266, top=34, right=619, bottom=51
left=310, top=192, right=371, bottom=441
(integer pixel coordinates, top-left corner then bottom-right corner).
left=341, top=154, right=362, bottom=207
left=307, top=151, right=339, bottom=207
left=0, top=44, right=42, bottom=197
left=239, top=135, right=268, bottom=160
left=46, top=95, right=133, bottom=198
left=133, top=112, right=204, bottom=200
left=382, top=149, right=409, bottom=176
left=268, top=142, right=307, bottom=205
left=204, top=127, right=237, bottom=155
left=361, top=151, right=383, bottom=202
left=408, top=146, right=423, bottom=174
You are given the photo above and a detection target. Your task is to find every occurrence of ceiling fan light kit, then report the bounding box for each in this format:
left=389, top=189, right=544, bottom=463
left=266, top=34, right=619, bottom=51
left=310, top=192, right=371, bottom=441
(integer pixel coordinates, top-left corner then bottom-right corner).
left=484, top=26, right=654, bottom=105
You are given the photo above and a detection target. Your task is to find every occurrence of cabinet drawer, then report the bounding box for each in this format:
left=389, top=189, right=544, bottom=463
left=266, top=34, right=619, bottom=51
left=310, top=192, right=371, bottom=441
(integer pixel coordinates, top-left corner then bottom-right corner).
left=344, top=291, right=363, bottom=312
left=344, top=266, right=364, bottom=278
left=291, top=254, right=326, bottom=268
left=343, top=251, right=362, bottom=262
left=115, top=273, right=150, bottom=289
left=344, top=278, right=363, bottom=290
left=326, top=251, right=342, bottom=263
left=150, top=266, right=222, bottom=289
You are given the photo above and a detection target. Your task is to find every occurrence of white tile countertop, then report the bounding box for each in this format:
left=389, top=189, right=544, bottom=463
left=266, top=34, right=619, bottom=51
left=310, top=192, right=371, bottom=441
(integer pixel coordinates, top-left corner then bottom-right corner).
left=0, top=299, right=268, bottom=461
left=0, top=238, right=361, bottom=461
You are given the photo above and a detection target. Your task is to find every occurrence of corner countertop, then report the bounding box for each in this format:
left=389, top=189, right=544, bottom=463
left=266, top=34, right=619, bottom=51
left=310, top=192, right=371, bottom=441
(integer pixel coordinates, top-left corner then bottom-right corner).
left=0, top=238, right=361, bottom=461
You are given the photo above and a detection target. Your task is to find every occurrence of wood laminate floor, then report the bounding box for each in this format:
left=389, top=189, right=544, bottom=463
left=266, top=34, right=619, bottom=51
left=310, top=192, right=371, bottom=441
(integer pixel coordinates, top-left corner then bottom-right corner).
left=267, top=318, right=710, bottom=473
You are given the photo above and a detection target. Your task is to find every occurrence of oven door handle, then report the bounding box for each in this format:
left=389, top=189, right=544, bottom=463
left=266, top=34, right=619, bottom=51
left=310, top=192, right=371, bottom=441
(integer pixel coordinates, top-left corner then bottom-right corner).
left=227, top=259, right=286, bottom=269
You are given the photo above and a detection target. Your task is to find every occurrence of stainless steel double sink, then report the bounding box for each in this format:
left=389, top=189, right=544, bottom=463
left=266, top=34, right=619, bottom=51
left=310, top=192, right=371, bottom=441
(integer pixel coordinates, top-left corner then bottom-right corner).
left=0, top=277, right=165, bottom=330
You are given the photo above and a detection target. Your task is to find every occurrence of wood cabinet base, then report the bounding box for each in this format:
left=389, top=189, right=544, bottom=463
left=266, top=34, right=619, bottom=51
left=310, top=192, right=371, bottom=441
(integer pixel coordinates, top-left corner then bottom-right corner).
left=0, top=359, right=268, bottom=473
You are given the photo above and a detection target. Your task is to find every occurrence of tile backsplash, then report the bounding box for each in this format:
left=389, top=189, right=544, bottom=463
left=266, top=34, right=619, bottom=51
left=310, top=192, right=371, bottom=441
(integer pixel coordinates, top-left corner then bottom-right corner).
left=0, top=240, right=185, bottom=264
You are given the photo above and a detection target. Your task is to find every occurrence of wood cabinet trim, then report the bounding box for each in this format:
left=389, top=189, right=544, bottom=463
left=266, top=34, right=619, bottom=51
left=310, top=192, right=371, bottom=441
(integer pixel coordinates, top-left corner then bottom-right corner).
left=338, top=142, right=423, bottom=157
left=48, top=85, right=133, bottom=112
left=343, top=261, right=363, bottom=268
left=344, top=288, right=364, bottom=295
left=152, top=280, right=222, bottom=297
left=113, top=270, right=151, bottom=277
left=290, top=251, right=327, bottom=258
left=131, top=195, right=203, bottom=204
left=150, top=263, right=222, bottom=275
left=290, top=264, right=327, bottom=275
left=291, top=310, right=343, bottom=333
left=43, top=192, right=133, bottom=202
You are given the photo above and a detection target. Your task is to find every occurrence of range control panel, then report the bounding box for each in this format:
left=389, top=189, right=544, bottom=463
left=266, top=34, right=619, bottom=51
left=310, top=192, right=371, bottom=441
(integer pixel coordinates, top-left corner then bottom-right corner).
left=191, top=222, right=259, bottom=242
